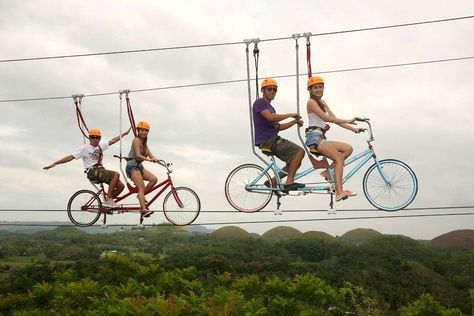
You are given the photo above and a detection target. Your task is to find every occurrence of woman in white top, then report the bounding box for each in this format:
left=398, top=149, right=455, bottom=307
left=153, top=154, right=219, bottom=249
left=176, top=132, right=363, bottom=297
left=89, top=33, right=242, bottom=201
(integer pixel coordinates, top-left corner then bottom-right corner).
left=305, top=76, right=363, bottom=201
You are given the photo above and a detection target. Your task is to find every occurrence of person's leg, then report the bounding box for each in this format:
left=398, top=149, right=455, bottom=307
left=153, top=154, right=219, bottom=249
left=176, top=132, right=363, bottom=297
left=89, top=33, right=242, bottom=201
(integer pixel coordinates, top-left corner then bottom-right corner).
left=106, top=172, right=120, bottom=198
left=265, top=166, right=288, bottom=187
left=320, top=142, right=353, bottom=180
left=130, top=170, right=147, bottom=212
left=112, top=180, right=125, bottom=198
left=317, top=141, right=346, bottom=195
left=142, top=169, right=158, bottom=194
left=285, top=148, right=305, bottom=185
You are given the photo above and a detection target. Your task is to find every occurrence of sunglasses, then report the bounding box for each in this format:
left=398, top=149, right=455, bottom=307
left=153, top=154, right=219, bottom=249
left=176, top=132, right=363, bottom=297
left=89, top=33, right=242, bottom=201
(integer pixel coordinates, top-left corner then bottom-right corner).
left=266, top=87, right=278, bottom=92
left=89, top=135, right=101, bottom=139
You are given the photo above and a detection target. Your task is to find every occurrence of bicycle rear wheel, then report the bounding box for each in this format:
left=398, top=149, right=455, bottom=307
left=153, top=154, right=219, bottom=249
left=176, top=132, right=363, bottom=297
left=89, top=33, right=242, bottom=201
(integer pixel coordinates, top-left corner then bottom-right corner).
left=225, top=164, right=272, bottom=213
left=363, top=159, right=418, bottom=211
left=163, top=187, right=201, bottom=225
left=67, top=190, right=102, bottom=226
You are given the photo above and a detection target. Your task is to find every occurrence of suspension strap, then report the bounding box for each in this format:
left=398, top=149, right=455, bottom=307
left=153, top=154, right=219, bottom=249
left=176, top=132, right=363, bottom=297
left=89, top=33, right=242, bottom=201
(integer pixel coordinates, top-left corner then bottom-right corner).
left=295, top=33, right=328, bottom=170
left=252, top=40, right=260, bottom=99
left=123, top=90, right=137, bottom=137
left=245, top=38, right=268, bottom=166
left=304, top=32, right=313, bottom=78
left=72, top=94, right=89, bottom=139
left=97, top=144, right=104, bottom=166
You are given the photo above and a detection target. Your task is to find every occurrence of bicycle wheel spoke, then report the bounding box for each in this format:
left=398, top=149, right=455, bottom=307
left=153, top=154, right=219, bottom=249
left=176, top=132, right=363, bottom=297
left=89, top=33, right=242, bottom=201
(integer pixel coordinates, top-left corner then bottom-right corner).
left=363, top=159, right=418, bottom=211
left=67, top=190, right=102, bottom=227
left=163, top=187, right=200, bottom=226
left=225, top=164, right=272, bottom=212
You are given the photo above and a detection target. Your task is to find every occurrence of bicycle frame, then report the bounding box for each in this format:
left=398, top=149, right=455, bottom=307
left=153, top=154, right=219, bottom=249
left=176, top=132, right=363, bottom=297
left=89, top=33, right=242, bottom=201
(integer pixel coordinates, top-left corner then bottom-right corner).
left=248, top=119, right=389, bottom=194
left=90, top=171, right=184, bottom=225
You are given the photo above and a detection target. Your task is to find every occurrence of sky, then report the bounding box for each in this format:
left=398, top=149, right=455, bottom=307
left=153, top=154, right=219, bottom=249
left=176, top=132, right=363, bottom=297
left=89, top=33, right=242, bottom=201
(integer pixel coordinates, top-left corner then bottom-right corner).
left=0, top=0, right=473, bottom=239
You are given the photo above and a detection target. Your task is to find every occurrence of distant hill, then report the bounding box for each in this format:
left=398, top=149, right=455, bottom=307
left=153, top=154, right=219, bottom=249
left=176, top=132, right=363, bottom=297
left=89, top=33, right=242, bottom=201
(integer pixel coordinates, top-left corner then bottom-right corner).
left=341, top=228, right=383, bottom=244
left=0, top=221, right=213, bottom=234
left=429, top=229, right=474, bottom=249
left=299, top=231, right=339, bottom=244
left=212, top=226, right=250, bottom=239
left=262, top=226, right=302, bottom=240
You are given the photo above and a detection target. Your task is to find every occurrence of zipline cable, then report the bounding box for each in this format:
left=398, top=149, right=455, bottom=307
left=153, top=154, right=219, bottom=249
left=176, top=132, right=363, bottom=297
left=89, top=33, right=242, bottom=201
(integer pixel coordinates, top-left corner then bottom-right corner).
left=1, top=205, right=473, bottom=213
left=0, top=55, right=472, bottom=104
left=1, top=212, right=473, bottom=227
left=0, top=15, right=472, bottom=63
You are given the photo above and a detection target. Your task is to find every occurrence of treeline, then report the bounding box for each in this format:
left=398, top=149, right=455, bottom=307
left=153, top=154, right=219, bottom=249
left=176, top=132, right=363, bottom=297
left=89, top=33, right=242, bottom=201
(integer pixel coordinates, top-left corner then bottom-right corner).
left=0, top=226, right=472, bottom=315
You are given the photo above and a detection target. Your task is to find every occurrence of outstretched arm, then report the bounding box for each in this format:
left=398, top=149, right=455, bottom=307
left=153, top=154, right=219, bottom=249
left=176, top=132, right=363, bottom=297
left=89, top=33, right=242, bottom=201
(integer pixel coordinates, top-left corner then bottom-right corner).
left=145, top=146, right=165, bottom=166
left=308, top=99, right=356, bottom=126
left=324, top=105, right=361, bottom=133
left=43, top=155, right=75, bottom=170
left=108, top=127, right=132, bottom=146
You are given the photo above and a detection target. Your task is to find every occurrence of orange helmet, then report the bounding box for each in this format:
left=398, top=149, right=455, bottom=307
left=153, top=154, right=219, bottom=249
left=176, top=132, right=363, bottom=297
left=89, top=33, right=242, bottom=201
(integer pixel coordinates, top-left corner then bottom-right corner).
left=137, top=121, right=150, bottom=130
left=307, top=76, right=324, bottom=88
left=261, top=78, right=278, bottom=89
left=89, top=128, right=101, bottom=137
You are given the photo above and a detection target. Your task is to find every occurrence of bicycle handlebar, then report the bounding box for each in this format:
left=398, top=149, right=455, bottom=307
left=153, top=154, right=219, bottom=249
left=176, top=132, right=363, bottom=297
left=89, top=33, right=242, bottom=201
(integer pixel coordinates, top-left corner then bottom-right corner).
left=355, top=117, right=374, bottom=142
left=114, top=155, right=173, bottom=173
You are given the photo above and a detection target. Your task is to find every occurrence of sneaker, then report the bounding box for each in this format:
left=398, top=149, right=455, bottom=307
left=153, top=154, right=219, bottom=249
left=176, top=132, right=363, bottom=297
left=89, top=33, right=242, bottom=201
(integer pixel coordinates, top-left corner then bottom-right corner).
left=103, top=200, right=119, bottom=208
left=141, top=210, right=154, bottom=218
left=282, top=182, right=305, bottom=192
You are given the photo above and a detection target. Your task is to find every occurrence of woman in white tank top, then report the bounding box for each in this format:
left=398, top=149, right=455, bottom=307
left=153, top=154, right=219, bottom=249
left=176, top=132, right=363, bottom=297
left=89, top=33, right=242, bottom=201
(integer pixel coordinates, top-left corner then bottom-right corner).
left=305, top=76, right=363, bottom=202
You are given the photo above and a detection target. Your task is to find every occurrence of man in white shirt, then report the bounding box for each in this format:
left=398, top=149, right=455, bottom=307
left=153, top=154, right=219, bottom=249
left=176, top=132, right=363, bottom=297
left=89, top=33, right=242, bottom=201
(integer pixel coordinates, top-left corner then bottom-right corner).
left=44, top=128, right=130, bottom=207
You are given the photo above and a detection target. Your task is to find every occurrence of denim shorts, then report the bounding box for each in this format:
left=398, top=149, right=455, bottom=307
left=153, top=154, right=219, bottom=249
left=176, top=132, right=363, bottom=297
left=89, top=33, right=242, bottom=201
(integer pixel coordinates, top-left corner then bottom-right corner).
left=126, top=160, right=144, bottom=178
left=305, top=130, right=326, bottom=149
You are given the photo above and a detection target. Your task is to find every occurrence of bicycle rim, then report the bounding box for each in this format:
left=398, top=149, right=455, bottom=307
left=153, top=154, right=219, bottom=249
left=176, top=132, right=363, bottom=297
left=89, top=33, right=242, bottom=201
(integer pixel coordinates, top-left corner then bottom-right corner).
left=67, top=190, right=102, bottom=226
left=163, top=187, right=201, bottom=226
left=225, top=164, right=272, bottom=212
left=363, top=159, right=418, bottom=211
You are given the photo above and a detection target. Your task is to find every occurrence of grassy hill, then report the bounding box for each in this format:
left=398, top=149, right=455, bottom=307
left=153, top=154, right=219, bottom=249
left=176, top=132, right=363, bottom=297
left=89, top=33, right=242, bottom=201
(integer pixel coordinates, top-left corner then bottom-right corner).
left=428, top=229, right=474, bottom=249
left=299, top=231, right=339, bottom=244
left=262, top=226, right=302, bottom=240
left=341, top=228, right=383, bottom=244
left=211, top=226, right=251, bottom=239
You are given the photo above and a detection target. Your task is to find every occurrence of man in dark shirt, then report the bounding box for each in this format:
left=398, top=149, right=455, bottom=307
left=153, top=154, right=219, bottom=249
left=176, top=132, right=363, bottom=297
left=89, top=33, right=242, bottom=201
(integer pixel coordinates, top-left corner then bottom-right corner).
left=253, top=78, right=305, bottom=191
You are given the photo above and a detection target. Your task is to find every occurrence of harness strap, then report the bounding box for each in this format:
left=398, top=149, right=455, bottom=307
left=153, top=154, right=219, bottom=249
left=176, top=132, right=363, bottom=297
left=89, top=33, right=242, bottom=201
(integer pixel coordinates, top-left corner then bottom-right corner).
left=73, top=95, right=90, bottom=139
left=305, top=125, right=327, bottom=134
left=305, top=33, right=313, bottom=78
left=253, top=41, right=260, bottom=99
left=306, top=40, right=312, bottom=78
left=97, top=144, right=103, bottom=166
left=125, top=92, right=138, bottom=137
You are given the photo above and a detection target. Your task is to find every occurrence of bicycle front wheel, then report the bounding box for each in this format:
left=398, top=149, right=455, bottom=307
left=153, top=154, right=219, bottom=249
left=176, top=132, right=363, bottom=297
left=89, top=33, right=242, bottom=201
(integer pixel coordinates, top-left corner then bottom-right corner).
left=225, top=164, right=272, bottom=213
left=67, top=190, right=102, bottom=227
left=163, top=187, right=201, bottom=226
left=363, top=159, right=418, bottom=211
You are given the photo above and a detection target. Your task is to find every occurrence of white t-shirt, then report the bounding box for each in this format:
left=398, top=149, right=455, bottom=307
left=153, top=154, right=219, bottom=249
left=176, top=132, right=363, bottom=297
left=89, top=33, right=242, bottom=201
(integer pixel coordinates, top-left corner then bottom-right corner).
left=72, top=141, right=110, bottom=169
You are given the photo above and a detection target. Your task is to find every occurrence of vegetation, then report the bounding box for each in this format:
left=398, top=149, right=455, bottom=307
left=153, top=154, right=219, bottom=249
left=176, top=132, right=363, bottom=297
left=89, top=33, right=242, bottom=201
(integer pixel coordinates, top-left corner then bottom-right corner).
left=0, top=226, right=472, bottom=315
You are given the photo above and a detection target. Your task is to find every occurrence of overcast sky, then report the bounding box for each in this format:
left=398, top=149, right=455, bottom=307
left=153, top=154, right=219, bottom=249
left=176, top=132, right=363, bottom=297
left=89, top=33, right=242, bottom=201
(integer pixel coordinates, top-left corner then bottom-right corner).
left=1, top=0, right=473, bottom=239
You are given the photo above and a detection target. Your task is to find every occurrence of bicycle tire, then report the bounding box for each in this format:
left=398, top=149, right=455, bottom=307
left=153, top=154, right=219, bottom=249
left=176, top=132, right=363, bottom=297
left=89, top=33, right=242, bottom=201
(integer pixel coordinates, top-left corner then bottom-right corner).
left=363, top=159, right=418, bottom=211
left=67, top=189, right=102, bottom=227
left=163, top=187, right=201, bottom=226
left=225, top=164, right=273, bottom=213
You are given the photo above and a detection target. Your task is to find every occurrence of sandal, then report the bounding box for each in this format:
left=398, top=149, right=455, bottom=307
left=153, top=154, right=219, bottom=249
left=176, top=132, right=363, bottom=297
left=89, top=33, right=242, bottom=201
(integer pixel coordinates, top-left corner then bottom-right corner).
left=335, top=190, right=357, bottom=202
left=344, top=190, right=357, bottom=197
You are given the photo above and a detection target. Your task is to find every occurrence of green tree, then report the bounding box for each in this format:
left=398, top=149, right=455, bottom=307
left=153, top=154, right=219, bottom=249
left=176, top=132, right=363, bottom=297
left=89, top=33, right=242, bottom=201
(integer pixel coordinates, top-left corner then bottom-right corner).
left=399, top=293, right=463, bottom=316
